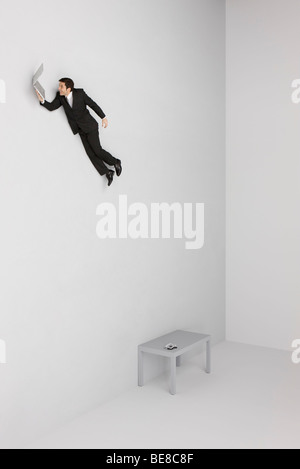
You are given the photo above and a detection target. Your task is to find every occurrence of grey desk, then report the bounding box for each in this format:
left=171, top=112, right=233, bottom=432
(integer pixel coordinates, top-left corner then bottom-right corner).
left=138, top=330, right=211, bottom=395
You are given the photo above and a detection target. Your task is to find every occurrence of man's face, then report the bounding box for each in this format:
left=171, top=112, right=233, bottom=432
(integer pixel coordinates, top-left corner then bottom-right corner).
left=58, top=82, right=71, bottom=96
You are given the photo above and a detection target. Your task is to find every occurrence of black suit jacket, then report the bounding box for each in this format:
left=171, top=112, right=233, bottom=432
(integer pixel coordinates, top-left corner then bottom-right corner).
left=40, top=88, right=106, bottom=135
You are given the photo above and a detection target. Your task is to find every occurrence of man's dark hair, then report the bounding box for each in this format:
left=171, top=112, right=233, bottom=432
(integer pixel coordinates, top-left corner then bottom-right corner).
left=59, top=77, right=74, bottom=91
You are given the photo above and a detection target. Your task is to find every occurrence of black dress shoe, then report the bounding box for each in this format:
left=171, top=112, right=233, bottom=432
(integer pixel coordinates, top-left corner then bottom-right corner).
left=106, top=170, right=114, bottom=186
left=114, top=159, right=122, bottom=177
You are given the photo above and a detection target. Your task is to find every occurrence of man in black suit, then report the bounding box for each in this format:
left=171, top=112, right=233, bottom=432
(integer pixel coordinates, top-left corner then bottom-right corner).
left=36, top=77, right=122, bottom=186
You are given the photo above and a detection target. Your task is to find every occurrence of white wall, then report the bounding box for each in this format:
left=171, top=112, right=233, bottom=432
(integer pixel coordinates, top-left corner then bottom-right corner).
left=0, top=0, right=225, bottom=448
left=226, top=0, right=300, bottom=350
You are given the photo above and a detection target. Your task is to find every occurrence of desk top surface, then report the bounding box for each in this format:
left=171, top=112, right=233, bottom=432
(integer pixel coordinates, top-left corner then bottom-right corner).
left=139, top=330, right=210, bottom=352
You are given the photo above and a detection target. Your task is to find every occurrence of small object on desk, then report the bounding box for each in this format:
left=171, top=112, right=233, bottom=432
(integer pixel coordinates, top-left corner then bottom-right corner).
left=164, top=343, right=177, bottom=350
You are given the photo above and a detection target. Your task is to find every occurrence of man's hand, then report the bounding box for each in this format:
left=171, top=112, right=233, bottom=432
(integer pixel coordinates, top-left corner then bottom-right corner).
left=102, top=117, right=108, bottom=128
left=35, top=89, right=43, bottom=102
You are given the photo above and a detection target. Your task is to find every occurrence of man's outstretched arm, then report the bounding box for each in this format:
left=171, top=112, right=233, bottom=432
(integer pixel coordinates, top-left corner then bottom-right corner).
left=36, top=90, right=62, bottom=111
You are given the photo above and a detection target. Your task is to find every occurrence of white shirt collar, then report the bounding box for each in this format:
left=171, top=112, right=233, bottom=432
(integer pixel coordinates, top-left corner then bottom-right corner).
left=66, top=91, right=73, bottom=100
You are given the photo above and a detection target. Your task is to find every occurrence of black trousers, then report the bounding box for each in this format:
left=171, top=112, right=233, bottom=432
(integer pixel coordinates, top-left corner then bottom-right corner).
left=79, top=128, right=118, bottom=176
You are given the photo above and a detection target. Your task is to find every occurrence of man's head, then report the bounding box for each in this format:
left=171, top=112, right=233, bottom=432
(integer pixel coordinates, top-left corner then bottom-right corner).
left=58, top=77, right=74, bottom=96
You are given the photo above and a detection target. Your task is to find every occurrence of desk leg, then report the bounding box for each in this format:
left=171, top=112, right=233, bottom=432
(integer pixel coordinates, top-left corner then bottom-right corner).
left=170, top=356, right=176, bottom=395
left=176, top=355, right=181, bottom=367
left=206, top=339, right=211, bottom=374
left=138, top=349, right=144, bottom=386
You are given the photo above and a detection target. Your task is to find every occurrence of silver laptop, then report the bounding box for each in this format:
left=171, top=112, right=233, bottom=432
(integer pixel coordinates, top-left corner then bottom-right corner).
left=33, top=63, right=45, bottom=100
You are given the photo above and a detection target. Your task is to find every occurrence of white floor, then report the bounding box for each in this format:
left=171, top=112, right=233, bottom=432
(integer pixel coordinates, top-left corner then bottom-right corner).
left=25, top=341, right=300, bottom=449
